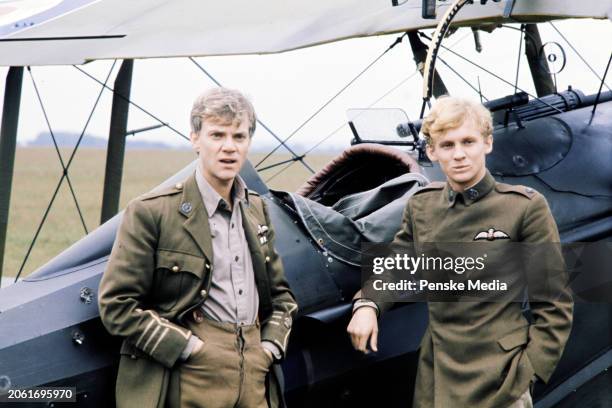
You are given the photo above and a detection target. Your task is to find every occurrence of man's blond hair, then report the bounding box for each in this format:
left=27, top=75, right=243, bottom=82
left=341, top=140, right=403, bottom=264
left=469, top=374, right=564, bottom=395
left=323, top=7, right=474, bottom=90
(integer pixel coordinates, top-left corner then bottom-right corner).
left=190, top=87, right=256, bottom=136
left=421, top=96, right=493, bottom=145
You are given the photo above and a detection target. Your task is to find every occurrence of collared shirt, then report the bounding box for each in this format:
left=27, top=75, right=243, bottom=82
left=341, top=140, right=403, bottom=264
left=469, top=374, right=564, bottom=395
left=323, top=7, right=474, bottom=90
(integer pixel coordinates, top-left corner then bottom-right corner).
left=195, top=165, right=258, bottom=326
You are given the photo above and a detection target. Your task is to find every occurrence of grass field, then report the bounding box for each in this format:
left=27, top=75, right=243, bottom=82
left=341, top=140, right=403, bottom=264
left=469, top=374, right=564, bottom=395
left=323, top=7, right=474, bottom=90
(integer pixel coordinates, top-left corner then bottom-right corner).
left=2, top=148, right=334, bottom=279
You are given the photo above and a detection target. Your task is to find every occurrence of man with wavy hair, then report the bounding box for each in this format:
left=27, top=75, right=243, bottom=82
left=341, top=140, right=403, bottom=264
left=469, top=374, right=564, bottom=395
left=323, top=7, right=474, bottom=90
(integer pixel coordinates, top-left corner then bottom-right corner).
left=347, top=96, right=573, bottom=408
left=99, top=88, right=297, bottom=408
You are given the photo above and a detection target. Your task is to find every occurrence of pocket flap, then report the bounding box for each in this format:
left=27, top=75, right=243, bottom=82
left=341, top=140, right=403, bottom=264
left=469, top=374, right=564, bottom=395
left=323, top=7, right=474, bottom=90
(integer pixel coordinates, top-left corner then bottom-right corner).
left=497, top=327, right=529, bottom=351
left=156, top=249, right=206, bottom=279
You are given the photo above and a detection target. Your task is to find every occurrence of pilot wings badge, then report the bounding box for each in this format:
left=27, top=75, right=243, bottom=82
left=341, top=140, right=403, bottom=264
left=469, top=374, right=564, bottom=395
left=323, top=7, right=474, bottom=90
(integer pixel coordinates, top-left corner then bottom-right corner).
left=474, top=228, right=510, bottom=241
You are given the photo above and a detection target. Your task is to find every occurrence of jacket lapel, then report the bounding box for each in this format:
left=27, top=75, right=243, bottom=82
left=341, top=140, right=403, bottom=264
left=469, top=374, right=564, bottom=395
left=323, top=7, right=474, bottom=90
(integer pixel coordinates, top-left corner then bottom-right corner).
left=240, top=201, right=267, bottom=286
left=180, top=173, right=214, bottom=263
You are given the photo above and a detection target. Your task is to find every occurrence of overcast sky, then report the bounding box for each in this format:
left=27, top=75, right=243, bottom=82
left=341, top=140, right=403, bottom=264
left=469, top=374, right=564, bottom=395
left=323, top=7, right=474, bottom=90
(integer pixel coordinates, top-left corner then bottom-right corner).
left=0, top=18, right=610, bottom=160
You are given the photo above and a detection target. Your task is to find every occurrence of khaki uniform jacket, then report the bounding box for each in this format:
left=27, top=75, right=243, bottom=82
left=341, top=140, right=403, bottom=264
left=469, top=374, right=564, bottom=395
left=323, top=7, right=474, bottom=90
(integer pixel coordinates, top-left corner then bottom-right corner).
left=375, top=172, right=573, bottom=408
left=98, top=173, right=298, bottom=408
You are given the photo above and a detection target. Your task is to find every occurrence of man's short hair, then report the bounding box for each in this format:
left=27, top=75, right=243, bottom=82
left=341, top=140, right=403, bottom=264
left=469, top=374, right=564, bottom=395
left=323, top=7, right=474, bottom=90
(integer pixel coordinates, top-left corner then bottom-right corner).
left=190, top=87, right=257, bottom=136
left=421, top=96, right=493, bottom=145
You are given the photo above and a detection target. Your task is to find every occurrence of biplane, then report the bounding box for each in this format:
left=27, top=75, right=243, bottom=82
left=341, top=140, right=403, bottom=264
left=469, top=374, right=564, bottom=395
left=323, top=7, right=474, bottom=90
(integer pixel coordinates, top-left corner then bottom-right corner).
left=0, top=1, right=610, bottom=407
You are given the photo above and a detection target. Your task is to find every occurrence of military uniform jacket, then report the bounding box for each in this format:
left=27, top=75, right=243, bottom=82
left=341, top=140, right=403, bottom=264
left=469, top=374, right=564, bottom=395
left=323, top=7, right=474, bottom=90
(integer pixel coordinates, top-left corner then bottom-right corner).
left=376, top=171, right=573, bottom=408
left=98, top=173, right=298, bottom=408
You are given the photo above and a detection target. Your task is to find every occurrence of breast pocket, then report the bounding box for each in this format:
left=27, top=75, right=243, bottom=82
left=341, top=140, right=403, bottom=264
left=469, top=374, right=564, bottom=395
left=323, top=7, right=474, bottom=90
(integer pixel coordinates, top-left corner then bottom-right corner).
left=152, top=249, right=206, bottom=311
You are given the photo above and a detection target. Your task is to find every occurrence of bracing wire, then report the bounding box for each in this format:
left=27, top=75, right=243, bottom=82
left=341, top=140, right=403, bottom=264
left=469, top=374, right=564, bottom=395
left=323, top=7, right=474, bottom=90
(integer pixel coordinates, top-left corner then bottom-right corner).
left=549, top=22, right=611, bottom=92
left=262, top=71, right=419, bottom=182
left=188, top=57, right=314, bottom=174
left=73, top=65, right=191, bottom=142
left=255, top=32, right=408, bottom=170
left=264, top=161, right=296, bottom=183
left=589, top=51, right=612, bottom=125
left=257, top=155, right=306, bottom=172
left=27, top=67, right=89, bottom=235
left=437, top=56, right=489, bottom=102
left=16, top=61, right=117, bottom=281
left=418, top=32, right=565, bottom=115
left=262, top=32, right=472, bottom=180
left=261, top=70, right=419, bottom=177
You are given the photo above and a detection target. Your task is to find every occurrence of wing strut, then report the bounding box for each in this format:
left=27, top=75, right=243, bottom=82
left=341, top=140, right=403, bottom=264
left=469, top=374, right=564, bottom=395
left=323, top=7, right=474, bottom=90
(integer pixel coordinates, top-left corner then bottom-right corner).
left=0, top=67, right=23, bottom=283
left=408, top=31, right=448, bottom=98
left=101, top=59, right=133, bottom=224
left=524, top=24, right=556, bottom=97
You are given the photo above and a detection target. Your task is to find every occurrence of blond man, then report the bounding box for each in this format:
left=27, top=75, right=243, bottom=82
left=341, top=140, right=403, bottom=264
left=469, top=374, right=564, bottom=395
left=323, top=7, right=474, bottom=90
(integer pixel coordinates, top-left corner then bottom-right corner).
left=347, top=97, right=573, bottom=407
left=99, top=88, right=297, bottom=408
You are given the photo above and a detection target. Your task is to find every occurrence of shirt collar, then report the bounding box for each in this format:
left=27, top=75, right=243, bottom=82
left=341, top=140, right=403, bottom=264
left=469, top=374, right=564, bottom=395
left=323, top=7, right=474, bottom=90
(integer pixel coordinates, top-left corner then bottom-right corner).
left=195, top=164, right=249, bottom=217
left=445, top=170, right=495, bottom=208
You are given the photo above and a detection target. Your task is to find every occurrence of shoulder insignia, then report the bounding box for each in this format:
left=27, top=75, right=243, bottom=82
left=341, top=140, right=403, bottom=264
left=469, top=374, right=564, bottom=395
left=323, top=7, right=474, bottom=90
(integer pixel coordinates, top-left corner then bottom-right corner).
left=140, top=184, right=183, bottom=201
left=246, top=190, right=263, bottom=210
left=413, top=181, right=445, bottom=196
left=495, top=183, right=536, bottom=199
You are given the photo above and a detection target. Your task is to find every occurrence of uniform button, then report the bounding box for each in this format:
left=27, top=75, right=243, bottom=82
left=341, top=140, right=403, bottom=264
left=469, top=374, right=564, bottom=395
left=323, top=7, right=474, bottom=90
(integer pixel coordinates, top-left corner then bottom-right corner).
left=172, top=265, right=179, bottom=272
left=175, top=183, right=183, bottom=190
left=239, top=289, right=243, bottom=295
left=130, top=354, right=137, bottom=360
left=235, top=256, right=239, bottom=262
left=284, top=317, right=292, bottom=329
left=468, top=188, right=479, bottom=200
left=265, top=256, right=270, bottom=263
left=205, top=263, right=211, bottom=270
left=231, top=222, right=235, bottom=228
left=200, top=289, right=207, bottom=297
left=525, top=187, right=534, bottom=194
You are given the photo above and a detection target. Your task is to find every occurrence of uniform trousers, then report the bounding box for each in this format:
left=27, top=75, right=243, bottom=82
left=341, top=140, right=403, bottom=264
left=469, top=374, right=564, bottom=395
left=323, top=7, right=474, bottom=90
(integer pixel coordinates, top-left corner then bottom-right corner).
left=172, top=314, right=273, bottom=408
